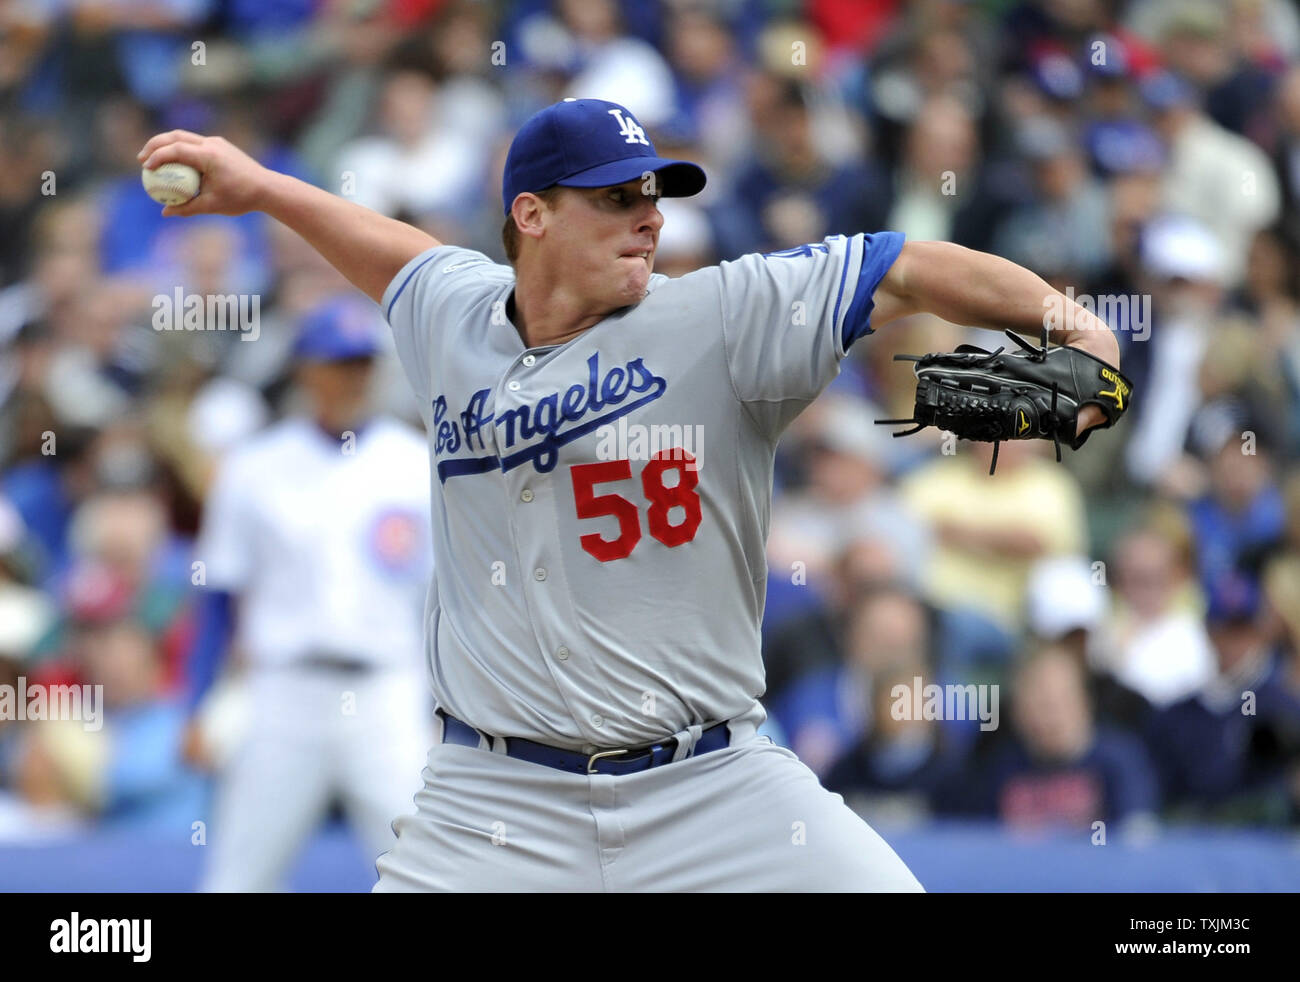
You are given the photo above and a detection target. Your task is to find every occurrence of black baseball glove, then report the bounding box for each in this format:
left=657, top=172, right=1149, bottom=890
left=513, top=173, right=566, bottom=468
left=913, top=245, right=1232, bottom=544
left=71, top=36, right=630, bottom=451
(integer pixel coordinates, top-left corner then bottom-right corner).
left=876, top=328, right=1133, bottom=474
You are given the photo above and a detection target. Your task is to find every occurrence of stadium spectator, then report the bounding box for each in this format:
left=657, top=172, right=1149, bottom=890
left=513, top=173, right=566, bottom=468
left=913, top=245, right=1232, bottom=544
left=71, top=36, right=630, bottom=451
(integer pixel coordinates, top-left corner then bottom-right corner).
left=1080, top=33, right=1165, bottom=180
left=77, top=615, right=206, bottom=831
left=1186, top=433, right=1286, bottom=593
left=899, top=439, right=1089, bottom=635
left=763, top=536, right=897, bottom=707
left=768, top=393, right=929, bottom=589
left=333, top=65, right=486, bottom=222
left=1262, top=469, right=1300, bottom=654
left=1273, top=65, right=1300, bottom=248
left=1183, top=318, right=1289, bottom=466
left=513, top=0, right=677, bottom=128
left=662, top=6, right=748, bottom=180
left=864, top=11, right=992, bottom=167
left=991, top=116, right=1112, bottom=280
left=0, top=115, right=62, bottom=290
left=1145, top=571, right=1300, bottom=822
left=770, top=585, right=932, bottom=778
left=1089, top=523, right=1215, bottom=709
left=11, top=614, right=205, bottom=835
left=1024, top=553, right=1153, bottom=733
left=823, top=660, right=970, bottom=827
left=965, top=645, right=1160, bottom=832
left=1142, top=69, right=1280, bottom=287
left=1122, top=213, right=1226, bottom=490
left=884, top=94, right=994, bottom=250
left=715, top=76, right=888, bottom=256
left=0, top=422, right=99, bottom=588
left=1228, top=227, right=1300, bottom=456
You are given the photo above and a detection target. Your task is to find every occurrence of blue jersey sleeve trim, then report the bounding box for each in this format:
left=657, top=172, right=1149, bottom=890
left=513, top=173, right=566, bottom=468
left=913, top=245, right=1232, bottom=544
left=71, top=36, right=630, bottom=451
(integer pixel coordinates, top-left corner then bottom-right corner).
left=842, top=231, right=906, bottom=350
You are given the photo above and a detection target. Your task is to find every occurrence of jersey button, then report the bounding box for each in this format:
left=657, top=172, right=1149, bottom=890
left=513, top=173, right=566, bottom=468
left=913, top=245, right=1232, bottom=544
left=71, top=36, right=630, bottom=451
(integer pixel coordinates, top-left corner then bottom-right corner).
left=507, top=380, right=521, bottom=391
left=520, top=489, right=534, bottom=503
left=533, top=567, right=547, bottom=581
left=591, top=714, right=604, bottom=727
left=556, top=646, right=569, bottom=661
left=522, top=354, right=536, bottom=367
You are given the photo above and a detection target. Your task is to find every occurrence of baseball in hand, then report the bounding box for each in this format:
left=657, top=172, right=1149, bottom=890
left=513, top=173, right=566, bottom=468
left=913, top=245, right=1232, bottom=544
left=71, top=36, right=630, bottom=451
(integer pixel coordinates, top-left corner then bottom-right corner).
left=142, top=162, right=201, bottom=206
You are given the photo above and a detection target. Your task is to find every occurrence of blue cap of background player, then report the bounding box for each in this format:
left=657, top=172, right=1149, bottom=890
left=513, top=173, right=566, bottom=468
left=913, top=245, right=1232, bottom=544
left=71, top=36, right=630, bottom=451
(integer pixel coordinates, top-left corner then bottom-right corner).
left=292, top=296, right=384, bottom=361
left=501, top=98, right=706, bottom=215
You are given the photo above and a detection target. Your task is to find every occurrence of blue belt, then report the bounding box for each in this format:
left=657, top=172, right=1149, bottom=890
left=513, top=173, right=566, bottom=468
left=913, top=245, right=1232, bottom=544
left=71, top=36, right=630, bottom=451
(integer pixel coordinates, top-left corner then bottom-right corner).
left=438, top=711, right=731, bottom=776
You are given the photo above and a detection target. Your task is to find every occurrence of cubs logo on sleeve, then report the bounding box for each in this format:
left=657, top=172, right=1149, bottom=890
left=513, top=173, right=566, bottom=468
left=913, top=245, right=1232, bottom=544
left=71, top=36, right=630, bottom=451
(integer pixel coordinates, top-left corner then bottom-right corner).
left=368, top=508, right=424, bottom=575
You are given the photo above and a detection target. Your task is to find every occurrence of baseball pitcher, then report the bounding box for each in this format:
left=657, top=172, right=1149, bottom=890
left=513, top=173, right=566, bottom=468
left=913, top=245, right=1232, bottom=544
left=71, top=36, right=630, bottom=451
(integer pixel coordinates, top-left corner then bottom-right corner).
left=142, top=98, right=1127, bottom=891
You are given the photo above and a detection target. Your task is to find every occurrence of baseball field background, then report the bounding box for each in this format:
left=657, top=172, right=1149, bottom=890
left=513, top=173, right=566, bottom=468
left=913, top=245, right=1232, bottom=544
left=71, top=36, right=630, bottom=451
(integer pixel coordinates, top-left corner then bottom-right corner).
left=1, top=0, right=1299, bottom=891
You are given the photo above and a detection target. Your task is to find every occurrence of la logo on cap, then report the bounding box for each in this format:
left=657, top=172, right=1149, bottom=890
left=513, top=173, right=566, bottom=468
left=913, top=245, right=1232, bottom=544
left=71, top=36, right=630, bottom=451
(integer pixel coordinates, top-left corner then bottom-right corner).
left=607, top=108, right=649, bottom=146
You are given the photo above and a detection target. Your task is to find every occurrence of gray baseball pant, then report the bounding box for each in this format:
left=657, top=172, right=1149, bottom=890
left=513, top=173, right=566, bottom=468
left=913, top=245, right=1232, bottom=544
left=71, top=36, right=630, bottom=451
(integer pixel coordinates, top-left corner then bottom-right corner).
left=373, top=711, right=924, bottom=892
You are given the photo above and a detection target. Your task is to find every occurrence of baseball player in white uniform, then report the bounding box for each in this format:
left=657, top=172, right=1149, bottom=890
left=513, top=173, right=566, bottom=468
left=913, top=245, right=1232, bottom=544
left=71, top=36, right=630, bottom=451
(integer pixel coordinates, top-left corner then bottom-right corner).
left=143, top=97, right=1118, bottom=891
left=188, top=296, right=433, bottom=891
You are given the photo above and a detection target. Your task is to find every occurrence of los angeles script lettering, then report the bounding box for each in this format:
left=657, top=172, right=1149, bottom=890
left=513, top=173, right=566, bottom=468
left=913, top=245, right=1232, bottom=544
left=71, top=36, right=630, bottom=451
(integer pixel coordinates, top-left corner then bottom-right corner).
left=432, top=352, right=667, bottom=458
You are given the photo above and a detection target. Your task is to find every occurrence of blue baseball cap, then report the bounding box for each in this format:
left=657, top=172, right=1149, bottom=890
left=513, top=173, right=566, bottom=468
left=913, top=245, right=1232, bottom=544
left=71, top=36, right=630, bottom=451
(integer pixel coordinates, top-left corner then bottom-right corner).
left=1031, top=51, right=1085, bottom=102
left=1085, top=119, right=1164, bottom=175
left=501, top=99, right=706, bottom=216
left=1206, top=571, right=1261, bottom=626
left=292, top=296, right=384, bottom=361
left=1140, top=70, right=1197, bottom=111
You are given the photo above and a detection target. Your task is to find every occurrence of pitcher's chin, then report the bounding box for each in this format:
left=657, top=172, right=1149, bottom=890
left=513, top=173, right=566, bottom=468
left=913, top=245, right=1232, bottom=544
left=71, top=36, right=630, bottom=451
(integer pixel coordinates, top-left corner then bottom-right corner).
left=615, top=266, right=651, bottom=303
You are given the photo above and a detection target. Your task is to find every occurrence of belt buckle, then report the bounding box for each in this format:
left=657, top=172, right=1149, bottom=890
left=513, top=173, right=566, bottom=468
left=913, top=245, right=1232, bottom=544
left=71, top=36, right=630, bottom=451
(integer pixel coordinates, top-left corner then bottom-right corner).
left=586, top=748, right=628, bottom=774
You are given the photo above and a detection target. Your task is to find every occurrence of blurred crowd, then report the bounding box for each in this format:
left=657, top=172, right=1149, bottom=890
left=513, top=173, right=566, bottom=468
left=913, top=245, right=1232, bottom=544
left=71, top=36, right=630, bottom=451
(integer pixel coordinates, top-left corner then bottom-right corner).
left=1, top=0, right=1300, bottom=853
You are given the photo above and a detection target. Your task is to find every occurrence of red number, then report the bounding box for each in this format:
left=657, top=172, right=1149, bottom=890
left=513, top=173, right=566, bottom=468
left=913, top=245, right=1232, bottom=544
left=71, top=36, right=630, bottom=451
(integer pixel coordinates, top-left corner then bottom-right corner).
left=570, top=459, right=641, bottom=561
left=569, top=450, right=702, bottom=561
left=642, top=450, right=702, bottom=547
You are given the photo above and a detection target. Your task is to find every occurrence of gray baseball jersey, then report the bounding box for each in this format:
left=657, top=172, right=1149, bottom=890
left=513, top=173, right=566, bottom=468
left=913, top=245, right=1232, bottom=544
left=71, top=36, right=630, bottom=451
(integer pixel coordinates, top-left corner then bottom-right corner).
left=382, top=231, right=905, bottom=750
